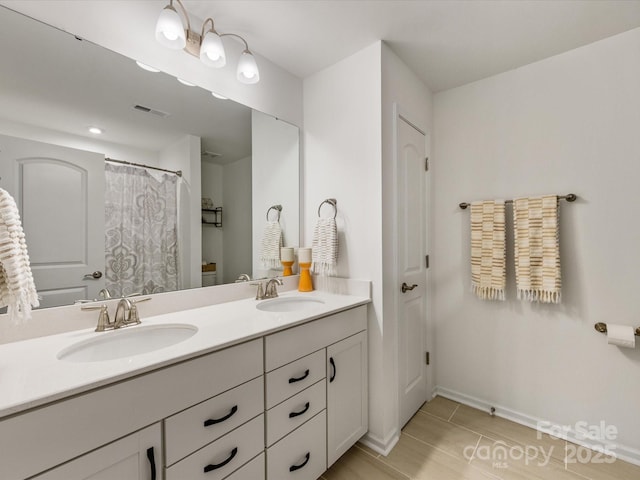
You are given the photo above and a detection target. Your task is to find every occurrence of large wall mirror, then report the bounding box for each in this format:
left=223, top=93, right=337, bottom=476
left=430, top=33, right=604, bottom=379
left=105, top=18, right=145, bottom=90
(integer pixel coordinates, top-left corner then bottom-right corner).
left=0, top=6, right=300, bottom=309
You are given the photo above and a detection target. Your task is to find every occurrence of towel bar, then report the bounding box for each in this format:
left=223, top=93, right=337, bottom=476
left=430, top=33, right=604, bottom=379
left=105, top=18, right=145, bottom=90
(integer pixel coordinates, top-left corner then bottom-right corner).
left=266, top=204, right=282, bottom=221
left=459, top=193, right=577, bottom=210
left=594, top=322, right=640, bottom=336
left=318, top=198, right=337, bottom=218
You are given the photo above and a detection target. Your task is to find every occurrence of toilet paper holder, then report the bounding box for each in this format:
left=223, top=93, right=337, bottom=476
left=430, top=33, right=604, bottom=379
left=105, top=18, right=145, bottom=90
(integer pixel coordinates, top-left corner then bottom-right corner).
left=594, top=322, right=640, bottom=336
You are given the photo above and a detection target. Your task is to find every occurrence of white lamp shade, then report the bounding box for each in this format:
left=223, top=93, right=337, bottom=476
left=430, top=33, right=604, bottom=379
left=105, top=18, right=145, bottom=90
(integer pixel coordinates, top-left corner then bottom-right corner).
left=200, top=31, right=226, bottom=67
left=155, top=6, right=186, bottom=49
left=237, top=51, right=260, bottom=84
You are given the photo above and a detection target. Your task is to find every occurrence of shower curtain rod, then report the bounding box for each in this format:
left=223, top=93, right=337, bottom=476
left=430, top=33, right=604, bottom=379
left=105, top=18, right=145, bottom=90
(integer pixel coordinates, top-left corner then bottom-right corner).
left=105, top=158, right=183, bottom=177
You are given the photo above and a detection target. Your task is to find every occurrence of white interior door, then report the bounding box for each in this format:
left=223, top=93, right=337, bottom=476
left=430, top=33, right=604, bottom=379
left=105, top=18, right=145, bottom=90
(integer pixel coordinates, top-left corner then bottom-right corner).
left=0, top=134, right=105, bottom=308
left=397, top=115, right=428, bottom=428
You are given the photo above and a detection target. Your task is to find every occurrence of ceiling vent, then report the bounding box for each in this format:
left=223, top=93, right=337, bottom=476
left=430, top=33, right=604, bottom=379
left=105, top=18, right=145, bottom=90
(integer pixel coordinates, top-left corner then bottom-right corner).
left=132, top=104, right=170, bottom=118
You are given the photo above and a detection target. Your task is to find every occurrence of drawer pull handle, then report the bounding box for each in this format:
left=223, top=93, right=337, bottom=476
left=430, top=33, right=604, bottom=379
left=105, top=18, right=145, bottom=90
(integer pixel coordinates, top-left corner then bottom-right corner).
left=204, top=447, right=238, bottom=473
left=288, top=369, right=310, bottom=384
left=146, top=447, right=157, bottom=480
left=329, top=357, right=336, bottom=383
left=289, top=452, right=311, bottom=472
left=203, top=405, right=238, bottom=427
left=289, top=402, right=310, bottom=418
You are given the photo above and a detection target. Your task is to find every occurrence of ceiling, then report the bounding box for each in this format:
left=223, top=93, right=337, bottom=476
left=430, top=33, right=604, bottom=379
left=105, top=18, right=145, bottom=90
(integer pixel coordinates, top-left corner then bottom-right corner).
left=184, top=0, right=640, bottom=91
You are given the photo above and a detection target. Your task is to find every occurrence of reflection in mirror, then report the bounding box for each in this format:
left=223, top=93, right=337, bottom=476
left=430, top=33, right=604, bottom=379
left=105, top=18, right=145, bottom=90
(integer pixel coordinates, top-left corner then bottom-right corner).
left=0, top=6, right=299, bottom=309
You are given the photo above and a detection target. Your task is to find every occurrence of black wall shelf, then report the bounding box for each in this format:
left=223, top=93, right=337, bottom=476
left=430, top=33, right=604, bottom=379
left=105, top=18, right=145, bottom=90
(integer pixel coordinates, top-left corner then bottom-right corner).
left=202, top=207, right=223, bottom=227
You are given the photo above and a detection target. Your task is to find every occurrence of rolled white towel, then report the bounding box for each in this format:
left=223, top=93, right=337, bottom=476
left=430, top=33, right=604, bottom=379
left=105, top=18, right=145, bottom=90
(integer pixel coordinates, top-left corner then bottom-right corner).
left=0, top=188, right=39, bottom=323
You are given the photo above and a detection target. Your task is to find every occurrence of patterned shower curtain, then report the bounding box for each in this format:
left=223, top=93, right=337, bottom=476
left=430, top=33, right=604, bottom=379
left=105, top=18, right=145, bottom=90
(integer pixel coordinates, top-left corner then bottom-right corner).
left=104, top=163, right=179, bottom=297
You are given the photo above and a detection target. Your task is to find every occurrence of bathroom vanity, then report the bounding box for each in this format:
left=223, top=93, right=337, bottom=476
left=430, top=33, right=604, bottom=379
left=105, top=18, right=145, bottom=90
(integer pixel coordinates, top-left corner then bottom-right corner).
left=0, top=290, right=369, bottom=480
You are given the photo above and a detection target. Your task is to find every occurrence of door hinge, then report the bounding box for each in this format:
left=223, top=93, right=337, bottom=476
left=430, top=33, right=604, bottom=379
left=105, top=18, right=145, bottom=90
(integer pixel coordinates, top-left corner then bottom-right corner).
left=425, top=157, right=429, bottom=171
left=425, top=352, right=430, bottom=365
left=425, top=255, right=429, bottom=269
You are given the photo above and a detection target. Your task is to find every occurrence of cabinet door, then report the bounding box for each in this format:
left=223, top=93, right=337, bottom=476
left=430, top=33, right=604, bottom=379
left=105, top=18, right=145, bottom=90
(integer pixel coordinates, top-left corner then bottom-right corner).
left=33, top=424, right=161, bottom=480
left=326, top=331, right=368, bottom=467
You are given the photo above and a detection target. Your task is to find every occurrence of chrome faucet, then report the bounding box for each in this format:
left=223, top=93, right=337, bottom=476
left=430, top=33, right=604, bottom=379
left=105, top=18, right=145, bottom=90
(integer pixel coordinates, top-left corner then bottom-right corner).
left=235, top=273, right=252, bottom=282
left=81, top=296, right=151, bottom=332
left=114, top=297, right=137, bottom=328
left=264, top=278, right=283, bottom=299
left=251, top=277, right=283, bottom=300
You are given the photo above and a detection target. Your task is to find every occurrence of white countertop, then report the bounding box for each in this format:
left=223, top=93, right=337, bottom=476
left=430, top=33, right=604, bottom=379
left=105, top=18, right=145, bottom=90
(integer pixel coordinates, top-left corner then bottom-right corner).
left=0, top=290, right=369, bottom=418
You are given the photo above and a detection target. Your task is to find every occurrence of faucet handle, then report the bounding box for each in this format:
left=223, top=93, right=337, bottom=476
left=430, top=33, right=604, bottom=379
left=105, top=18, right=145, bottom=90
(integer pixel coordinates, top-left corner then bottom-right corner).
left=128, top=304, right=141, bottom=325
left=81, top=304, right=112, bottom=332
left=250, top=281, right=265, bottom=300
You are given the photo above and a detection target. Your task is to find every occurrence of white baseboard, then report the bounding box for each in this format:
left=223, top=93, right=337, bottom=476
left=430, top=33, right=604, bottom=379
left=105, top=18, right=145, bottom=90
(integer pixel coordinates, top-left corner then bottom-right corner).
left=433, top=386, right=640, bottom=467
left=359, top=429, right=400, bottom=457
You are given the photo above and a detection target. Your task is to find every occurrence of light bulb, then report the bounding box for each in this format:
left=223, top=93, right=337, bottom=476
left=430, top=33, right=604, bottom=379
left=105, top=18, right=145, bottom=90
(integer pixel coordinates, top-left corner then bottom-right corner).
left=200, top=31, right=226, bottom=68
left=237, top=50, right=260, bottom=84
left=155, top=5, right=186, bottom=49
left=211, top=92, right=228, bottom=100
left=88, top=127, right=103, bottom=135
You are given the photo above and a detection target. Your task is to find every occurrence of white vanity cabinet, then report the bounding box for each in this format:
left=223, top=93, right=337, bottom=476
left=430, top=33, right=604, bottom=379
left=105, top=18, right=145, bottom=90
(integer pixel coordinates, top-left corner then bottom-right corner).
left=33, top=424, right=162, bottom=480
left=0, top=300, right=369, bottom=480
left=327, top=330, right=368, bottom=466
left=264, top=305, right=367, bottom=478
left=0, top=339, right=263, bottom=480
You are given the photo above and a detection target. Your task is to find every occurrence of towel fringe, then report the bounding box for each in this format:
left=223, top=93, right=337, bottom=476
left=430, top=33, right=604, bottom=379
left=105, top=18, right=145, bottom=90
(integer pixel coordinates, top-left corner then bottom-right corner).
left=517, top=288, right=561, bottom=304
left=471, top=285, right=505, bottom=301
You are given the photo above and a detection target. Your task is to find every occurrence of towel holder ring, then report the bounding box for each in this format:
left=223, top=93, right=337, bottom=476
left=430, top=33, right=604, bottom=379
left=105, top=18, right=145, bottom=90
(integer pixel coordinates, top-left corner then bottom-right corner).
left=318, top=198, right=337, bottom=219
left=266, top=205, right=282, bottom=222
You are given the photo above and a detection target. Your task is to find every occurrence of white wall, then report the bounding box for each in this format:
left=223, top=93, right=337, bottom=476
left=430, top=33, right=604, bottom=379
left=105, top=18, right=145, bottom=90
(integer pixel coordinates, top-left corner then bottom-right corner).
left=160, top=134, right=201, bottom=290
left=304, top=41, right=388, bottom=449
left=432, top=27, right=640, bottom=459
left=224, top=156, right=253, bottom=283
left=252, top=110, right=300, bottom=277
left=201, top=161, right=224, bottom=282
left=1, top=0, right=303, bottom=126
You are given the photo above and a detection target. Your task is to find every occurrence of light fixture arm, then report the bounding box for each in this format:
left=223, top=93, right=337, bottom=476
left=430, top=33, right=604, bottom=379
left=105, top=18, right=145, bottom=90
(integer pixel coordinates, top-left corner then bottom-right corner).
left=170, top=0, right=191, bottom=32
left=220, top=33, right=251, bottom=52
left=201, top=17, right=217, bottom=38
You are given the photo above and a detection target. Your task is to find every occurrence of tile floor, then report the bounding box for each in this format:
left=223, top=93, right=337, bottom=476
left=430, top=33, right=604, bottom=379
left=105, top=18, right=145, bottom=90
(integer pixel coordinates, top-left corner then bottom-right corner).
left=320, top=396, right=640, bottom=480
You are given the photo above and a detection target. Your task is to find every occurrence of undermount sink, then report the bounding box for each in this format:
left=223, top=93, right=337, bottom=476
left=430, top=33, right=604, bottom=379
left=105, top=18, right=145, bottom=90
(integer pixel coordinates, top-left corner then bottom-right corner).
left=256, top=296, right=325, bottom=313
left=57, top=323, right=198, bottom=363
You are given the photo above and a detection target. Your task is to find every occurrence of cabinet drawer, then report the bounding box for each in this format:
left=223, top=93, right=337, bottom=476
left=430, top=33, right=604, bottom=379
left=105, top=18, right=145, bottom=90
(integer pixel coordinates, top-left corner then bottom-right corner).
left=265, top=306, right=366, bottom=371
left=267, top=410, right=326, bottom=480
left=267, top=379, right=326, bottom=447
left=166, top=414, right=264, bottom=480
left=266, top=349, right=325, bottom=409
left=225, top=452, right=265, bottom=480
left=165, top=376, right=264, bottom=466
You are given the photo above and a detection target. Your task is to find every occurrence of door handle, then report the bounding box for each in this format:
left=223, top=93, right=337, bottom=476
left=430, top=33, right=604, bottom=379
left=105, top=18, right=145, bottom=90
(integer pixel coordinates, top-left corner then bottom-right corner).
left=83, top=271, right=103, bottom=280
left=401, top=282, right=418, bottom=293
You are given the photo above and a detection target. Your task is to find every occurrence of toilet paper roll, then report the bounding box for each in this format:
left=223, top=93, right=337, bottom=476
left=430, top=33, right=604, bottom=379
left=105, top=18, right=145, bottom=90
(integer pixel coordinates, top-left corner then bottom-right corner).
left=607, top=324, right=636, bottom=348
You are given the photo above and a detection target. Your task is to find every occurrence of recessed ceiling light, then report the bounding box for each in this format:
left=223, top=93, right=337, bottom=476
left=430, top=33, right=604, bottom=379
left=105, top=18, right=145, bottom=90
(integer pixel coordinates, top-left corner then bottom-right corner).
left=136, top=61, right=161, bottom=73
left=88, top=127, right=103, bottom=135
left=211, top=92, right=228, bottom=100
left=177, top=78, right=196, bottom=86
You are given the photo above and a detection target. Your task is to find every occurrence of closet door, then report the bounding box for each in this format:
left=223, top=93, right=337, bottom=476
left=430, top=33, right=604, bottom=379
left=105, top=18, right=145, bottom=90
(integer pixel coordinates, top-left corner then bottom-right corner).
left=0, top=133, right=105, bottom=307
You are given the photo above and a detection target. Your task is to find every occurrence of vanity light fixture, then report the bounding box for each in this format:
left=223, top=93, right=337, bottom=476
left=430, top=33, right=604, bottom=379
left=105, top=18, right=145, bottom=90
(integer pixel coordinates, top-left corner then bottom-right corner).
left=211, top=92, right=228, bottom=100
left=155, top=0, right=260, bottom=84
left=177, top=78, right=196, bottom=86
left=88, top=127, right=103, bottom=135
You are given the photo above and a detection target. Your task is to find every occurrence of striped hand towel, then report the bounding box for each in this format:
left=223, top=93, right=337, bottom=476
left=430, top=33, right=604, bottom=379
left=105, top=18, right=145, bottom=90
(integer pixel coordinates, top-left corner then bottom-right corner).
left=260, top=221, right=283, bottom=270
left=470, top=200, right=506, bottom=301
left=0, top=188, right=39, bottom=322
left=312, top=217, right=338, bottom=276
left=513, top=195, right=561, bottom=303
